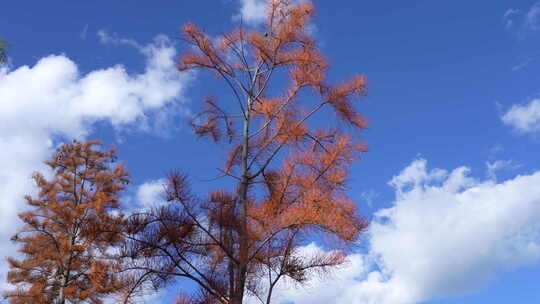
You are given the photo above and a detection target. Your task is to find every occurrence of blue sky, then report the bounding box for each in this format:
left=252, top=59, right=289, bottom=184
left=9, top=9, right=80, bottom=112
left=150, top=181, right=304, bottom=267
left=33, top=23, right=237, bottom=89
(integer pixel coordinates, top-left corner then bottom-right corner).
left=2, top=1, right=540, bottom=303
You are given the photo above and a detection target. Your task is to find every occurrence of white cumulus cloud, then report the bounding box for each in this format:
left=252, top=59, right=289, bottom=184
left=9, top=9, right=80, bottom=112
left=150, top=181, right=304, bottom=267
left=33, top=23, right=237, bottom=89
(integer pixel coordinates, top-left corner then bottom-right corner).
left=0, top=33, right=191, bottom=291
left=233, top=0, right=313, bottom=28
left=235, top=0, right=268, bottom=26
left=267, top=159, right=540, bottom=304
left=136, top=178, right=168, bottom=209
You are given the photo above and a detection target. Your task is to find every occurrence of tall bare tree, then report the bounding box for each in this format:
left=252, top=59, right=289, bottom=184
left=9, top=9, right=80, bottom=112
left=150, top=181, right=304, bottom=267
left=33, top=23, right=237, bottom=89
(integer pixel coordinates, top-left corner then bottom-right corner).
left=120, top=1, right=369, bottom=303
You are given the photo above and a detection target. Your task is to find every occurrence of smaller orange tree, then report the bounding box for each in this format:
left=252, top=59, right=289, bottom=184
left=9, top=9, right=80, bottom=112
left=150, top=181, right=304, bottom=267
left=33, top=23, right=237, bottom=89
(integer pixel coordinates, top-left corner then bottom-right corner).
left=4, top=140, right=129, bottom=304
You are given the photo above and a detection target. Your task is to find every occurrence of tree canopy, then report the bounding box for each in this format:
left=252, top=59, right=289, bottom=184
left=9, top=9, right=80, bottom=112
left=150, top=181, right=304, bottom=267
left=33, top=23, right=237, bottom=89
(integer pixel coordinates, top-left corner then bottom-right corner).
left=3, top=2, right=370, bottom=304
left=119, top=1, right=369, bottom=303
left=0, top=39, right=7, bottom=64
left=4, top=141, right=129, bottom=304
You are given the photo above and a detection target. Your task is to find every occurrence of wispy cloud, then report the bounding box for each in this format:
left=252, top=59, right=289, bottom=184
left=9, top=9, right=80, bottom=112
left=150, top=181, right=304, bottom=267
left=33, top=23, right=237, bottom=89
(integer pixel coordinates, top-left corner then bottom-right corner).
left=511, top=57, right=532, bottom=71
left=503, top=8, right=521, bottom=29
left=360, top=189, right=379, bottom=208
left=486, top=159, right=521, bottom=180
left=502, top=2, right=540, bottom=31
left=80, top=24, right=89, bottom=40
left=98, top=29, right=143, bottom=49
left=501, top=98, right=540, bottom=134
left=489, top=144, right=504, bottom=155
left=526, top=2, right=540, bottom=30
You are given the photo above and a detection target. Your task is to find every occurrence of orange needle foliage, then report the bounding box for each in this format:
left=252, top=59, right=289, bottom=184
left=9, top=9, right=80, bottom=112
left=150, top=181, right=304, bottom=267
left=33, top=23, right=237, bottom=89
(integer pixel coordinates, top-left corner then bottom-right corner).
left=4, top=141, right=129, bottom=304
left=121, top=1, right=368, bottom=303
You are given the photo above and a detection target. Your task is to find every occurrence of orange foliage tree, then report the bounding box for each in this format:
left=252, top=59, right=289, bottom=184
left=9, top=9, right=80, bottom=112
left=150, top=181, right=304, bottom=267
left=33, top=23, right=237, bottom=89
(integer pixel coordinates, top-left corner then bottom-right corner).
left=4, top=141, right=129, bottom=304
left=120, top=1, right=368, bottom=303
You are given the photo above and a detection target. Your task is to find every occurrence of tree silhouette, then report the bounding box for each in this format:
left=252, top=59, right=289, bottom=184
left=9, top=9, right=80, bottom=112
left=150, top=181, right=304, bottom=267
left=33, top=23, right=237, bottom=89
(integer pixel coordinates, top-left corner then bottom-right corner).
left=120, top=1, right=369, bottom=303
left=4, top=140, right=129, bottom=304
left=0, top=38, right=6, bottom=64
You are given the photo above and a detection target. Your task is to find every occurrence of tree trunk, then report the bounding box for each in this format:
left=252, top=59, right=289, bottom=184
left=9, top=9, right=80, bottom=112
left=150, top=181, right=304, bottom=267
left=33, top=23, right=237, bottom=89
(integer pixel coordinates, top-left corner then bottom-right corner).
left=56, top=272, right=67, bottom=304
left=233, top=93, right=253, bottom=304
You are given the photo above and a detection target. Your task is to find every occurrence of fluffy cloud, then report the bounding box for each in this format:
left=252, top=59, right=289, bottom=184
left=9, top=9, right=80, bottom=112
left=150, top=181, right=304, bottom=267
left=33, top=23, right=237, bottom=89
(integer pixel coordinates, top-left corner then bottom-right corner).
left=233, top=0, right=318, bottom=40
left=501, top=98, right=540, bottom=134
left=234, top=0, right=312, bottom=27
left=136, top=178, right=168, bottom=209
left=0, top=33, right=191, bottom=291
left=235, top=0, right=268, bottom=25
left=268, top=159, right=540, bottom=304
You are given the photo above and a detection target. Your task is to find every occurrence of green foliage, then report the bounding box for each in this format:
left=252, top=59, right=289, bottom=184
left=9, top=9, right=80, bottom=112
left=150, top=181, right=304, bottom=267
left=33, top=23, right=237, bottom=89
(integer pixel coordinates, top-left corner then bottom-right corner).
left=0, top=38, right=7, bottom=64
